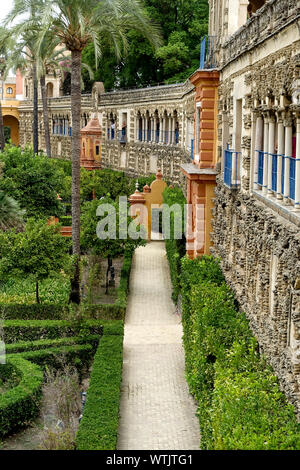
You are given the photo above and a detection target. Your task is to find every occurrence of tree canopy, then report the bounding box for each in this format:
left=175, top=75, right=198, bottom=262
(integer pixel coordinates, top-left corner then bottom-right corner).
left=0, top=218, right=70, bottom=302
left=0, top=145, right=67, bottom=218
left=81, top=0, right=209, bottom=91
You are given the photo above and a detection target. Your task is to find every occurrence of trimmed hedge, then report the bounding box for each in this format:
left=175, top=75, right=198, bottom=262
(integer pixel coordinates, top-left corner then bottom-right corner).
left=5, top=335, right=100, bottom=354
left=0, top=356, right=43, bottom=437
left=16, top=343, right=96, bottom=376
left=59, top=216, right=72, bottom=226
left=76, top=333, right=124, bottom=450
left=162, top=186, right=186, bottom=303
left=0, top=303, right=66, bottom=320
left=181, top=255, right=300, bottom=450
left=2, top=319, right=103, bottom=343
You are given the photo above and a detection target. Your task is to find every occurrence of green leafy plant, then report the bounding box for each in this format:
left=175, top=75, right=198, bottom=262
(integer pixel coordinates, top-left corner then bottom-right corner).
left=180, top=255, right=300, bottom=450
left=76, top=332, right=124, bottom=450
left=0, top=218, right=71, bottom=303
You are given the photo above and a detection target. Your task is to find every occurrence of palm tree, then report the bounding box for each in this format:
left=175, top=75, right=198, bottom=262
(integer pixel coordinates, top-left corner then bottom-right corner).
left=3, top=1, right=46, bottom=155
left=37, top=35, right=70, bottom=158
left=7, top=0, right=161, bottom=303
left=0, top=27, right=10, bottom=151
left=37, top=36, right=93, bottom=158
left=38, top=0, right=162, bottom=303
left=0, top=191, right=25, bottom=230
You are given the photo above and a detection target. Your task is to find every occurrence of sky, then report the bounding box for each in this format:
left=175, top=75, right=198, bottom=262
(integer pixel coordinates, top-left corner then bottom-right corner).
left=0, top=1, right=14, bottom=23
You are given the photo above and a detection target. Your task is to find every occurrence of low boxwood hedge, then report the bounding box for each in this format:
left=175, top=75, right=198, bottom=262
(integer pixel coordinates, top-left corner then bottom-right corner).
left=59, top=216, right=72, bottom=226
left=2, top=319, right=103, bottom=343
left=0, top=356, right=43, bottom=438
left=162, top=186, right=186, bottom=303
left=181, top=255, right=300, bottom=450
left=0, top=303, right=66, bottom=320
left=16, top=343, right=96, bottom=376
left=76, top=330, right=124, bottom=450
left=5, top=335, right=100, bottom=354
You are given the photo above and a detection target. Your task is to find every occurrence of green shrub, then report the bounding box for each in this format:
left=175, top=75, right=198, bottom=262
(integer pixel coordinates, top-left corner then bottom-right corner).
left=0, top=145, right=67, bottom=217
left=162, top=186, right=186, bottom=302
left=210, top=352, right=300, bottom=450
left=2, top=319, right=103, bottom=343
left=0, top=273, right=70, bottom=306
left=17, top=343, right=97, bottom=376
left=0, top=246, right=134, bottom=321
left=5, top=335, right=100, bottom=354
left=0, top=303, right=67, bottom=319
left=59, top=216, right=72, bottom=226
left=76, top=333, right=124, bottom=450
left=0, top=356, right=43, bottom=437
left=181, top=255, right=300, bottom=450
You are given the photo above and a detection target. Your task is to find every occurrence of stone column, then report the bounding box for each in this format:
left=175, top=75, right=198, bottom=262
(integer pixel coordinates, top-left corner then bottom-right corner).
left=276, top=115, right=285, bottom=200
left=268, top=115, right=275, bottom=195
left=263, top=116, right=269, bottom=195
left=159, top=116, right=163, bottom=143
left=162, top=116, right=166, bottom=144
left=145, top=117, right=148, bottom=143
left=150, top=117, right=154, bottom=142
left=283, top=116, right=293, bottom=203
left=134, top=114, right=138, bottom=141
left=254, top=114, right=263, bottom=190
left=170, top=116, right=174, bottom=145
left=294, top=115, right=300, bottom=210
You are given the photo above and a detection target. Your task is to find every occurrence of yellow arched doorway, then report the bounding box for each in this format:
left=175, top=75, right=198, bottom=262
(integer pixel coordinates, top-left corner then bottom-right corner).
left=3, top=115, right=19, bottom=145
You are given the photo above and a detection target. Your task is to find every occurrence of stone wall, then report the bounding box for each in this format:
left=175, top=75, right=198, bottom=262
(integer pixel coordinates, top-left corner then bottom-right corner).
left=18, top=81, right=194, bottom=184
left=212, top=180, right=300, bottom=414
left=211, top=0, right=300, bottom=415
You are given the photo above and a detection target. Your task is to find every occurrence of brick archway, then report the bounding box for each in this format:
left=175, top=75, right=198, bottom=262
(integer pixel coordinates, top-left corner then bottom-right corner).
left=3, top=115, right=19, bottom=145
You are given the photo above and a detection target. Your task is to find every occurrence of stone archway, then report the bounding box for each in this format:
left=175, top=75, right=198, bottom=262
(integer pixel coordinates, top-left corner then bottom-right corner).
left=3, top=115, right=19, bottom=145
left=46, top=82, right=54, bottom=98
left=129, top=169, right=167, bottom=241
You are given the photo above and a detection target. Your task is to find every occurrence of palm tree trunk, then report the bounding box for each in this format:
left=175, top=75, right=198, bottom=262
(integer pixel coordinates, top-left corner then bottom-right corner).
left=0, top=101, right=5, bottom=151
left=40, top=75, right=51, bottom=157
left=32, top=63, right=39, bottom=155
left=69, top=49, right=82, bottom=305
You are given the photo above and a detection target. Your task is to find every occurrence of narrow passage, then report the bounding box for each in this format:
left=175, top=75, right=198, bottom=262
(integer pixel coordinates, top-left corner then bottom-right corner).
left=117, top=242, right=200, bottom=450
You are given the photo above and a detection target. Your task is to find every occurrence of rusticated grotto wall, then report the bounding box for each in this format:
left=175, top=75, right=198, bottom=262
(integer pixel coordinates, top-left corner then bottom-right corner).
left=212, top=179, right=300, bottom=416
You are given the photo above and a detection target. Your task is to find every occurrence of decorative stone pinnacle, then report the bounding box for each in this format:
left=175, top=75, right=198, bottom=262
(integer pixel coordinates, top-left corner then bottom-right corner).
left=156, top=169, right=162, bottom=180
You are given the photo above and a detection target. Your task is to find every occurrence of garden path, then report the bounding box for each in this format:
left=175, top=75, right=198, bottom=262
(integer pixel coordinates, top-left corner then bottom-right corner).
left=117, top=241, right=200, bottom=450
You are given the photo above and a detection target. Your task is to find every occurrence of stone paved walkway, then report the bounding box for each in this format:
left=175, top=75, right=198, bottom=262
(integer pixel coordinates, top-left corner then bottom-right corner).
left=117, top=242, right=200, bottom=450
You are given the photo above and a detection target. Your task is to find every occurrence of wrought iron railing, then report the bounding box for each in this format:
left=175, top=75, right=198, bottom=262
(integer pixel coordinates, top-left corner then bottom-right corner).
left=271, top=153, right=278, bottom=192
left=257, top=150, right=264, bottom=186
left=200, top=36, right=217, bottom=70
left=289, top=157, right=296, bottom=201
left=224, top=146, right=241, bottom=188
left=255, top=150, right=297, bottom=201
left=136, top=130, right=179, bottom=145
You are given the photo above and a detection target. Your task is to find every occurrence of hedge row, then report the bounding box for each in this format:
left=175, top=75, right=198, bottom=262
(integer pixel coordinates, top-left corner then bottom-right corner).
left=16, top=343, right=96, bottom=377
left=5, top=334, right=100, bottom=354
left=2, top=319, right=103, bottom=343
left=0, top=356, right=43, bottom=438
left=59, top=216, right=72, bottom=226
left=0, top=247, right=133, bottom=321
left=76, top=333, right=124, bottom=450
left=181, top=255, right=300, bottom=450
left=0, top=322, right=117, bottom=438
left=162, top=186, right=186, bottom=303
